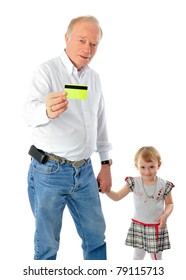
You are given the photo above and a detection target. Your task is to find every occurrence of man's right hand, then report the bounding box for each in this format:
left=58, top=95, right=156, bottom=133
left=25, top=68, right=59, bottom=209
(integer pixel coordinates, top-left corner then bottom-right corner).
left=46, top=92, right=68, bottom=119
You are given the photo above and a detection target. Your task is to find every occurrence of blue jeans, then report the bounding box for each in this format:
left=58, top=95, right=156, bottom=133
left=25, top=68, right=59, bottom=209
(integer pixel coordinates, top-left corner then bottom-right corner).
left=27, top=158, right=106, bottom=260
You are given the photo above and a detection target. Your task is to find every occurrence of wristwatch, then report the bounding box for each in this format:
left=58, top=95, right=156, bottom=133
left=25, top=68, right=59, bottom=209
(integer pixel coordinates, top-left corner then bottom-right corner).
left=101, top=159, right=112, bottom=166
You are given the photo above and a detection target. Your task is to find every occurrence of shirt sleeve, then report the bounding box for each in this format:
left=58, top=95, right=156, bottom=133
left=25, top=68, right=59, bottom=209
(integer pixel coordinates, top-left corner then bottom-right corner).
left=164, top=181, right=175, bottom=195
left=23, top=65, right=51, bottom=128
left=125, top=176, right=135, bottom=191
left=96, top=76, right=112, bottom=160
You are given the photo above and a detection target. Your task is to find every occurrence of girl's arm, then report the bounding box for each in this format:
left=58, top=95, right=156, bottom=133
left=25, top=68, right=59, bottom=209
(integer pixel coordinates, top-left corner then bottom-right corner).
left=155, top=192, right=174, bottom=228
left=106, top=184, right=130, bottom=201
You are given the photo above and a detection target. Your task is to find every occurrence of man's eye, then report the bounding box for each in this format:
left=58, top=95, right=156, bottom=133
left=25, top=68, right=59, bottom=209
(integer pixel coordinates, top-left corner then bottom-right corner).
left=90, top=43, right=97, bottom=47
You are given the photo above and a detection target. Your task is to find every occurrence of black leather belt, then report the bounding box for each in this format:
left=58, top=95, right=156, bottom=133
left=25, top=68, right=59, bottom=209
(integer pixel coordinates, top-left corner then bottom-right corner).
left=28, top=145, right=88, bottom=168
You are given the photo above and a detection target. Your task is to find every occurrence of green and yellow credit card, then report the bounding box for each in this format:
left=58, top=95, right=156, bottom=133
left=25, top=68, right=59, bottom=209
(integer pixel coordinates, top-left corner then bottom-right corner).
left=64, top=84, right=88, bottom=100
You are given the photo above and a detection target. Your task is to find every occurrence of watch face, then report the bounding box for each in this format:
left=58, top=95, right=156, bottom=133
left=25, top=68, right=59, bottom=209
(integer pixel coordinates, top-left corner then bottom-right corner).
left=101, top=159, right=112, bottom=166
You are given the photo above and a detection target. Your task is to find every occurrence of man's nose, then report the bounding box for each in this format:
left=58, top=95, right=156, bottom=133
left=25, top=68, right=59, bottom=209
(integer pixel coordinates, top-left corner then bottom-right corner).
left=83, top=42, right=91, bottom=53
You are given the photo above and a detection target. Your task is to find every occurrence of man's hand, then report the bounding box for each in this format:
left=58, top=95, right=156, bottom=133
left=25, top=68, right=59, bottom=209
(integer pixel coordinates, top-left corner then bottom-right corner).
left=46, top=92, right=68, bottom=119
left=97, top=165, right=112, bottom=193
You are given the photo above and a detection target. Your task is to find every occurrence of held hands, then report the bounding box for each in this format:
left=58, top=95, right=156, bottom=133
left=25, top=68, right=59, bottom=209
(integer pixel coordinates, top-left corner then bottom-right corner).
left=97, top=165, right=112, bottom=193
left=46, top=92, right=68, bottom=119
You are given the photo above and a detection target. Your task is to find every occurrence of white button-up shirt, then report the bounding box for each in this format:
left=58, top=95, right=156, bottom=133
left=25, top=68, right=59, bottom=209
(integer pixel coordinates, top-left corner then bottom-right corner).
left=23, top=51, right=112, bottom=161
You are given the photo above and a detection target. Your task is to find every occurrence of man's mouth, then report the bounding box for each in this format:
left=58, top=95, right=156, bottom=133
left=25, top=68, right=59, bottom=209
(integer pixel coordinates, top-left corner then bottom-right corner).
left=80, top=55, right=91, bottom=60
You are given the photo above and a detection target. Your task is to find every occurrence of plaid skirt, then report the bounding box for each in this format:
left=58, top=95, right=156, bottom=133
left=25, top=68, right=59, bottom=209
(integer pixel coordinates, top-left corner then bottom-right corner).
left=125, top=220, right=171, bottom=253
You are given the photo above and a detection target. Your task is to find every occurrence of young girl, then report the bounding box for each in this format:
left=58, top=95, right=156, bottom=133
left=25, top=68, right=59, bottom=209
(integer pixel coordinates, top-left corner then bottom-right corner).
left=106, top=146, right=174, bottom=260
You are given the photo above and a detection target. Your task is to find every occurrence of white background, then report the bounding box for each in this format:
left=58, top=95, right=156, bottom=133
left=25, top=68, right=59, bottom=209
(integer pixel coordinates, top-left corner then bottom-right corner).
left=0, top=0, right=185, bottom=278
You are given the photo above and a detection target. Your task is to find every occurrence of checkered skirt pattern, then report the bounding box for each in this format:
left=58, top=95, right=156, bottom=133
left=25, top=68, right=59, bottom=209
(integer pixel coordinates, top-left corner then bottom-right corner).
left=125, top=221, right=171, bottom=253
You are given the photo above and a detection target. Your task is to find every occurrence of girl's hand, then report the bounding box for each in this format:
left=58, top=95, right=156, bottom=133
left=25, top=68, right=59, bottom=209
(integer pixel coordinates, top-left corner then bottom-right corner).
left=155, top=214, right=167, bottom=228
left=97, top=165, right=112, bottom=193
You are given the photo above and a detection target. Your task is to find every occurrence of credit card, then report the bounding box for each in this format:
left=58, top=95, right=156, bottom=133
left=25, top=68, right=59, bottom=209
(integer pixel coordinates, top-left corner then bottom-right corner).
left=64, top=84, right=88, bottom=100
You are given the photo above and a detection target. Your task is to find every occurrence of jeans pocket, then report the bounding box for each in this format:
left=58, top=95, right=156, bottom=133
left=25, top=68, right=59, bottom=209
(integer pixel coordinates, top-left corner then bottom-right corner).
left=32, top=159, right=60, bottom=174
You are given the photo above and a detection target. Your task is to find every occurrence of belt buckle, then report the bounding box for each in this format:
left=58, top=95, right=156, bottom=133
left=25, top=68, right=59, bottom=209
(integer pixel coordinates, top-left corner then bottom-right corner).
left=72, top=160, right=85, bottom=168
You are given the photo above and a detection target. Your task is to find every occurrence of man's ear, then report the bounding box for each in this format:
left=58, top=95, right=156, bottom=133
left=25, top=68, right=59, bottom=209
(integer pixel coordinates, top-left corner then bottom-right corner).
left=65, top=33, right=68, bottom=43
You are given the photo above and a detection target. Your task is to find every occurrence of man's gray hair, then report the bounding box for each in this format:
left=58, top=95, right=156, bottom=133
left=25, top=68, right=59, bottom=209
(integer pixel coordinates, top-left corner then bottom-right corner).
left=66, top=15, right=103, bottom=38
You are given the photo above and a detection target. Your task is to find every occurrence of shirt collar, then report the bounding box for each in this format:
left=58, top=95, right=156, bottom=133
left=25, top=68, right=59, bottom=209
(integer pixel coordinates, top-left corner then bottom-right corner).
left=60, top=50, right=89, bottom=78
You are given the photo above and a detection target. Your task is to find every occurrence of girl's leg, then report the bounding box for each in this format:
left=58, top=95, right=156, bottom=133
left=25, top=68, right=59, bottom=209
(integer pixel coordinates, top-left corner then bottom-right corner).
left=133, top=248, right=146, bottom=260
left=150, top=252, right=162, bottom=260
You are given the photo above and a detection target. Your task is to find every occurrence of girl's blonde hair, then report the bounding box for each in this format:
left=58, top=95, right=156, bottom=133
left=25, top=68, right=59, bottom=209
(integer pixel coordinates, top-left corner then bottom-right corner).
left=134, top=146, right=162, bottom=165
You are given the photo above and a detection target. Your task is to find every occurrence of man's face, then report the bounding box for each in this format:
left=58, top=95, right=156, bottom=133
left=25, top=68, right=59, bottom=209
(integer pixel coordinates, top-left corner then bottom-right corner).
left=65, top=21, right=101, bottom=70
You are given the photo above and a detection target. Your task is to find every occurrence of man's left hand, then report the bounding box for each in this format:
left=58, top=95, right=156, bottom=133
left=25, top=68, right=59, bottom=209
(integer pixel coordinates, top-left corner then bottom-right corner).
left=97, top=165, right=112, bottom=193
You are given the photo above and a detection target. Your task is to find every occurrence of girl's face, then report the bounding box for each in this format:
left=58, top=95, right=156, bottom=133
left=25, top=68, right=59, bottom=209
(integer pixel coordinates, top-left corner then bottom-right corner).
left=136, top=157, right=160, bottom=182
